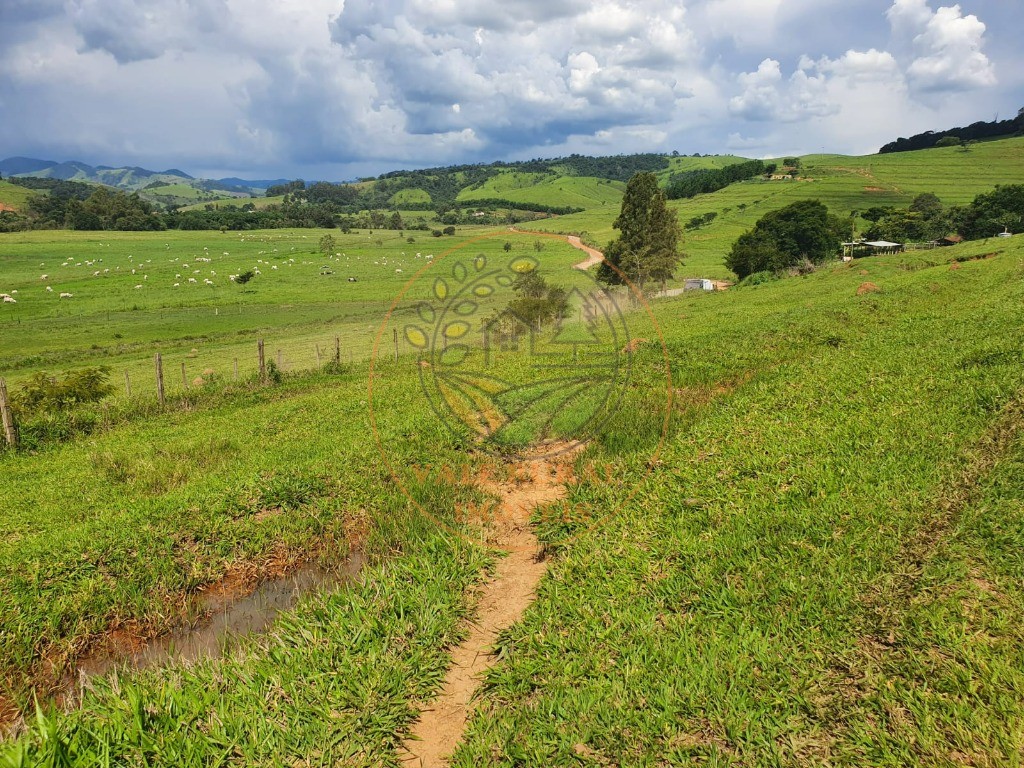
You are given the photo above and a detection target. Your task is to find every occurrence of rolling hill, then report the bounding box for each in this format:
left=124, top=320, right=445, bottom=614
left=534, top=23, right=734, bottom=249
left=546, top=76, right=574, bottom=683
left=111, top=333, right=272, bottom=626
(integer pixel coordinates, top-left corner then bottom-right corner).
left=527, top=135, right=1024, bottom=279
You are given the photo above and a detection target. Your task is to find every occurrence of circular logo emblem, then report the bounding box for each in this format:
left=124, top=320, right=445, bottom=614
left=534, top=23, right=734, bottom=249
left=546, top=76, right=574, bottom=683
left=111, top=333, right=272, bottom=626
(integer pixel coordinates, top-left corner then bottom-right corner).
left=400, top=251, right=631, bottom=457
left=367, top=231, right=673, bottom=544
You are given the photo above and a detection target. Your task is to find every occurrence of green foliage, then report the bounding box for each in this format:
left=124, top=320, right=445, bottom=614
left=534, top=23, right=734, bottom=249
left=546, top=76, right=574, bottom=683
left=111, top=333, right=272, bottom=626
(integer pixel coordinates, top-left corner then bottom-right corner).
left=12, top=367, right=113, bottom=415
left=235, top=270, right=255, bottom=285
left=958, top=184, right=1024, bottom=239
left=726, top=199, right=845, bottom=278
left=598, top=172, right=682, bottom=290
left=684, top=211, right=717, bottom=230
left=665, top=159, right=775, bottom=200
left=880, top=110, right=1024, bottom=152
left=318, top=233, right=336, bottom=257
left=498, top=268, right=570, bottom=332
left=865, top=192, right=952, bottom=242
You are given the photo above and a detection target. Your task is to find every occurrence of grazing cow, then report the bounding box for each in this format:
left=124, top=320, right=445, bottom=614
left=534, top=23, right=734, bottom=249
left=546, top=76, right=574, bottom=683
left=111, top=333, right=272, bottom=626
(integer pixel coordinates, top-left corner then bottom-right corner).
left=59, top=292, right=73, bottom=298
left=347, top=277, right=357, bottom=282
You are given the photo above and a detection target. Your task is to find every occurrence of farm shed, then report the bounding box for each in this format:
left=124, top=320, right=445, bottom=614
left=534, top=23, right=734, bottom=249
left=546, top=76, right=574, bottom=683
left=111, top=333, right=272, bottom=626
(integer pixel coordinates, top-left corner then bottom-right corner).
left=683, top=278, right=731, bottom=292
left=843, top=240, right=904, bottom=257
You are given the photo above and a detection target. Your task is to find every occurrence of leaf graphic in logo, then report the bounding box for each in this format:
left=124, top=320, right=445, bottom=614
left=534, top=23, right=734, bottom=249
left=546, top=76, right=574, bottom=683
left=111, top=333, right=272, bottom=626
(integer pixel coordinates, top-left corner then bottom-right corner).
left=452, top=261, right=467, bottom=283
left=473, top=284, right=493, bottom=297
left=416, top=302, right=435, bottom=324
left=405, top=325, right=428, bottom=349
left=474, top=254, right=487, bottom=272
left=511, top=257, right=538, bottom=273
left=440, top=344, right=469, bottom=366
left=433, top=278, right=448, bottom=301
left=444, top=321, right=470, bottom=339
left=454, top=300, right=477, bottom=316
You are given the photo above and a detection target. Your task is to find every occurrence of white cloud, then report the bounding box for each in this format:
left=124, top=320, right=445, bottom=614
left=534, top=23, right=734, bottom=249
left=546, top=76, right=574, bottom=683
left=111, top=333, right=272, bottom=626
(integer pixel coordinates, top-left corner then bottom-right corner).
left=0, top=0, right=1015, bottom=177
left=729, top=58, right=837, bottom=123
left=887, top=0, right=995, bottom=94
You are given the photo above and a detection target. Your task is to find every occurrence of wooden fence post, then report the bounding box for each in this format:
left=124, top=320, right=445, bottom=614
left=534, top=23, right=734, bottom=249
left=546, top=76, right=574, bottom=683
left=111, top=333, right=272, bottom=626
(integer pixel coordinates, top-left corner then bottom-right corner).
left=334, top=336, right=341, bottom=363
left=155, top=353, right=165, bottom=406
left=258, top=339, right=266, bottom=382
left=0, top=378, right=17, bottom=448
left=233, top=358, right=239, bottom=380
left=124, top=370, right=131, bottom=398
left=181, top=362, right=188, bottom=389
left=315, top=344, right=322, bottom=369
left=393, top=328, right=399, bottom=362
left=277, top=349, right=283, bottom=371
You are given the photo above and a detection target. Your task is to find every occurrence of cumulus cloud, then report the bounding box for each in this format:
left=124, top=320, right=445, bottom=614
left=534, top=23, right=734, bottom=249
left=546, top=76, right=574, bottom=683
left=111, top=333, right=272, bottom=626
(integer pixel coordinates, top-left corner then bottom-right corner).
left=68, top=0, right=230, bottom=63
left=327, top=0, right=702, bottom=153
left=728, top=58, right=837, bottom=123
left=0, top=0, right=1015, bottom=177
left=887, top=0, right=996, bottom=93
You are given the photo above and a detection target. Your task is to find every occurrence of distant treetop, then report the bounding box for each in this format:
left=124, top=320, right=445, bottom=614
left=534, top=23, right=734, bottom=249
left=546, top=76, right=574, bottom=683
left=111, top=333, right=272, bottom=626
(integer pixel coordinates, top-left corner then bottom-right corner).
left=879, top=110, right=1024, bottom=154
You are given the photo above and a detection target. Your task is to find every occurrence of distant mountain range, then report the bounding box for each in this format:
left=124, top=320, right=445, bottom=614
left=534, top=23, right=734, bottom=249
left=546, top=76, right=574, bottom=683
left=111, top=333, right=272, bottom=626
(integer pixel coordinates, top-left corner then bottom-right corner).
left=0, top=156, right=288, bottom=195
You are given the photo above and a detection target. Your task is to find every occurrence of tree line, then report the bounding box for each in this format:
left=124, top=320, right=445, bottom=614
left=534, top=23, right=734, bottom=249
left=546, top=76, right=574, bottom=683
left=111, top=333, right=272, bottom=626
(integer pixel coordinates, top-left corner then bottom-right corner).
left=665, top=160, right=776, bottom=200
left=862, top=185, right=1024, bottom=243
left=879, top=109, right=1024, bottom=153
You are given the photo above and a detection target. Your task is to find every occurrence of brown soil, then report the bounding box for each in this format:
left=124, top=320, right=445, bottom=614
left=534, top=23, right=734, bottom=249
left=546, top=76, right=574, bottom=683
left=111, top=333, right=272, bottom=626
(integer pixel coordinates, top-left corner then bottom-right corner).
left=857, top=282, right=880, bottom=295
left=0, top=203, right=16, bottom=213
left=400, top=443, right=582, bottom=767
left=566, top=236, right=604, bottom=270
left=622, top=337, right=648, bottom=354
left=863, top=186, right=885, bottom=192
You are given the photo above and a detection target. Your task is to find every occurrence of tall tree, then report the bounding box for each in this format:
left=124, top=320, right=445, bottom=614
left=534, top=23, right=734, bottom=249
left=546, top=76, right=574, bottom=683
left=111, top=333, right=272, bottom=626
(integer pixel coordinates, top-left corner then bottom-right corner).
left=598, top=172, right=682, bottom=291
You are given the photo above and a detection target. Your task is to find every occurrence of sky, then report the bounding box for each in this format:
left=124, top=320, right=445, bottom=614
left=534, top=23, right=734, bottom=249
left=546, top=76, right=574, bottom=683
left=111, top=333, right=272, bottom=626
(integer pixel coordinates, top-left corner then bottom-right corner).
left=0, top=0, right=1021, bottom=181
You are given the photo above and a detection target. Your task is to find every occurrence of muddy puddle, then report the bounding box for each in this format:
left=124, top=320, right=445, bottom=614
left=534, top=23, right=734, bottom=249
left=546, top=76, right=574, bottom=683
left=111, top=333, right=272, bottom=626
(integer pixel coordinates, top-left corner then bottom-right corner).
left=63, top=552, right=364, bottom=697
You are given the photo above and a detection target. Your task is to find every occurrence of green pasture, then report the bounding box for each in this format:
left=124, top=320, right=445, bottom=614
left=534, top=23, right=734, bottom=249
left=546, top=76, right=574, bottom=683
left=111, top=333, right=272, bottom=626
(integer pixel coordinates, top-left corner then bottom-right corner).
left=0, top=227, right=595, bottom=391
left=3, top=139, right=1024, bottom=765
left=2, top=234, right=1023, bottom=765
left=141, top=183, right=242, bottom=203
left=458, top=174, right=625, bottom=209
left=180, top=195, right=286, bottom=211
left=530, top=136, right=1024, bottom=280
left=454, top=236, right=1024, bottom=766
left=0, top=182, right=36, bottom=213
left=390, top=188, right=431, bottom=205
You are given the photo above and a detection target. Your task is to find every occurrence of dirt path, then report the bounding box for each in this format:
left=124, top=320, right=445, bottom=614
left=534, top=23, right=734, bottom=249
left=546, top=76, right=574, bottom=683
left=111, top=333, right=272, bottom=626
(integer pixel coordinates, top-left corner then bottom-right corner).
left=400, top=445, right=581, bottom=767
left=566, top=236, right=604, bottom=270
left=508, top=226, right=604, bottom=270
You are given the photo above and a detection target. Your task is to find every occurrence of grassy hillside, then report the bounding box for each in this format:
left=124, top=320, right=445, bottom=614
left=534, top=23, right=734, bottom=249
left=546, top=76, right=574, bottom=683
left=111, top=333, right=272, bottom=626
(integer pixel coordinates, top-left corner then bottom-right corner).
left=0, top=227, right=587, bottom=390
left=0, top=181, right=36, bottom=213
left=390, top=188, right=431, bottom=205
left=458, top=173, right=625, bottom=209
left=3, top=233, right=1023, bottom=764
left=530, top=136, right=1024, bottom=280
left=3, top=140, right=1024, bottom=765
left=180, top=194, right=286, bottom=211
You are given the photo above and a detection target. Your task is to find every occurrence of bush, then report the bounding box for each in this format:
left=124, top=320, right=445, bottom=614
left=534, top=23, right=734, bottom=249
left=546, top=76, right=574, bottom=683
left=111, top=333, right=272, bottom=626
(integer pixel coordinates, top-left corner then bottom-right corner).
left=12, top=367, right=113, bottom=415
left=726, top=200, right=845, bottom=279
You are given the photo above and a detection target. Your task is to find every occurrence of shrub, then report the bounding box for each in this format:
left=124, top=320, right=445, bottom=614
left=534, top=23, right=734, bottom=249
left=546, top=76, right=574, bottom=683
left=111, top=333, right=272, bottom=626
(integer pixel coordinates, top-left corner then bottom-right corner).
left=12, top=367, right=113, bottom=415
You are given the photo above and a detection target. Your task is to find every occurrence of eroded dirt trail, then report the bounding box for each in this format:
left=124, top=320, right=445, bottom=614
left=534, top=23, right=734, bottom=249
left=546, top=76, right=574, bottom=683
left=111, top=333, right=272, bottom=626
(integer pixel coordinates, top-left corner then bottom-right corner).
left=400, top=445, right=581, bottom=767
left=566, top=235, right=604, bottom=270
